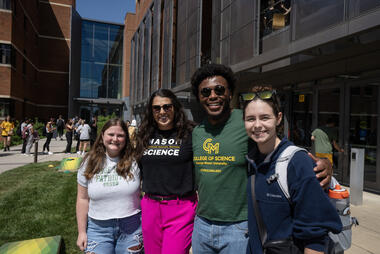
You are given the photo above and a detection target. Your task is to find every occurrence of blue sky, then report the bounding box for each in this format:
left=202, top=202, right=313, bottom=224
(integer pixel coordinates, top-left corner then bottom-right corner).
left=76, top=0, right=136, bottom=24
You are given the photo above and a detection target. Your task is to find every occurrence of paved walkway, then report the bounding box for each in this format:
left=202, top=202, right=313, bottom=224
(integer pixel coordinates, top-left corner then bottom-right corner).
left=1, top=139, right=379, bottom=253
left=0, top=137, right=81, bottom=174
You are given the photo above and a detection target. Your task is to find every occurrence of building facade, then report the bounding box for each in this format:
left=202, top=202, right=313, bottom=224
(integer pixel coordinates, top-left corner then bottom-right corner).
left=69, top=18, right=125, bottom=121
left=0, top=0, right=75, bottom=121
left=127, top=0, right=380, bottom=192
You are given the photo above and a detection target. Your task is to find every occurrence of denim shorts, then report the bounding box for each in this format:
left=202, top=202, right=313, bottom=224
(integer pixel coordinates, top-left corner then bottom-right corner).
left=86, top=212, right=143, bottom=254
left=192, top=215, right=249, bottom=254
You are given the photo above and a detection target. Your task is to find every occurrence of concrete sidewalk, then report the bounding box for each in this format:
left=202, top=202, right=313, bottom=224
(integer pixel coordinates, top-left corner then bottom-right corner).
left=346, top=191, right=380, bottom=254
left=0, top=137, right=81, bottom=174
left=0, top=139, right=379, bottom=253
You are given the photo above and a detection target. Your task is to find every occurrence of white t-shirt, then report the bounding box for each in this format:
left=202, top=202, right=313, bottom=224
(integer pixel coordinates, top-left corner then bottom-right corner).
left=77, top=124, right=91, bottom=140
left=77, top=154, right=141, bottom=220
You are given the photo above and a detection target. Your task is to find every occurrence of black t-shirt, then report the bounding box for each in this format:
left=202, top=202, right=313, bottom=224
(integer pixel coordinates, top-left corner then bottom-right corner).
left=139, top=128, right=195, bottom=196
left=89, top=120, right=97, bottom=139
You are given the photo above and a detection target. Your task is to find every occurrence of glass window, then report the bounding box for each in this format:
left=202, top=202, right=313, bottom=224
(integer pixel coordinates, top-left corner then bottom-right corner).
left=214, top=0, right=256, bottom=65
left=108, top=65, right=122, bottom=99
left=143, top=11, right=152, bottom=99
left=350, top=85, right=378, bottom=183
left=108, top=25, right=124, bottom=65
left=291, top=92, right=313, bottom=148
left=317, top=88, right=341, bottom=171
left=0, top=44, right=11, bottom=64
left=0, top=0, right=10, bottom=10
left=0, top=101, right=10, bottom=118
left=295, top=0, right=344, bottom=40
left=79, top=21, right=124, bottom=99
left=260, top=0, right=291, bottom=37
left=349, top=0, right=380, bottom=18
left=162, top=0, right=174, bottom=88
left=175, top=0, right=201, bottom=87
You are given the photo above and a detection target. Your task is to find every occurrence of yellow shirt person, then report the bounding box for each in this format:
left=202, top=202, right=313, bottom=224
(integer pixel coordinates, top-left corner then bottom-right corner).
left=1, top=116, right=14, bottom=151
left=1, top=119, right=14, bottom=136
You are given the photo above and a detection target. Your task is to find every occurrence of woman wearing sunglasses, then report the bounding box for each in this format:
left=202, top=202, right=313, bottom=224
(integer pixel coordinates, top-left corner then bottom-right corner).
left=243, top=86, right=342, bottom=254
left=134, top=89, right=197, bottom=254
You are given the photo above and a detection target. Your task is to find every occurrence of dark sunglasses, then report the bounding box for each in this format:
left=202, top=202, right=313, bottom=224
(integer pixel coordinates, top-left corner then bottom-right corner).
left=200, top=85, right=226, bottom=97
left=152, top=104, right=173, bottom=113
left=240, top=90, right=276, bottom=101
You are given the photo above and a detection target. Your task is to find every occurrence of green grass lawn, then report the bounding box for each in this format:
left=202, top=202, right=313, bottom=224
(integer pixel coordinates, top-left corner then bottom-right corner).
left=0, top=161, right=81, bottom=253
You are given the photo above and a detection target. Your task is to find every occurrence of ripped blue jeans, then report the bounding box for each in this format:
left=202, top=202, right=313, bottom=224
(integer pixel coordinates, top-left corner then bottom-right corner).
left=85, top=212, right=143, bottom=254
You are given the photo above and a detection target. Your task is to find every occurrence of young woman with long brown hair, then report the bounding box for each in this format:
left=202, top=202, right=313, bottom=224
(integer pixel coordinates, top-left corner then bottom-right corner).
left=76, top=118, right=143, bottom=253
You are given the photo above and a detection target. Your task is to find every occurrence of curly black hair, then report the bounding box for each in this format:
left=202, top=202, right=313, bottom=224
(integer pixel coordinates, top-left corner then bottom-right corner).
left=134, top=89, right=195, bottom=161
left=190, top=63, right=236, bottom=101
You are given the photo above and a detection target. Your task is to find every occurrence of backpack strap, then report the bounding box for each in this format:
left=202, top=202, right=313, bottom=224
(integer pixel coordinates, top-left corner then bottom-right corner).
left=275, top=145, right=307, bottom=201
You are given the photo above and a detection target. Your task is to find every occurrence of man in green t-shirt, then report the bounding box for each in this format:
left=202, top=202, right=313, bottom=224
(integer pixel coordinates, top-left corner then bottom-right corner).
left=190, top=63, right=333, bottom=253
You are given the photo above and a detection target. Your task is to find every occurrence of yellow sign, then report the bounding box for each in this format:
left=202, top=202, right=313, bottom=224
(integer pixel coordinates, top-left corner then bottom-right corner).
left=299, top=94, right=305, bottom=103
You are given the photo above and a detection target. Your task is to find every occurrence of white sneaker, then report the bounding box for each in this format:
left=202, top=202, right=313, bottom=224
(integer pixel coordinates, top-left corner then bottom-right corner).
left=77, top=151, right=81, bottom=155
left=48, top=152, right=53, bottom=155
left=43, top=151, right=47, bottom=154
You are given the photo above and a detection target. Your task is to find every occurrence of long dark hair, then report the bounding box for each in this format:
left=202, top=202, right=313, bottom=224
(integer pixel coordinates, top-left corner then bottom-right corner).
left=134, top=89, right=195, bottom=160
left=82, top=118, right=134, bottom=180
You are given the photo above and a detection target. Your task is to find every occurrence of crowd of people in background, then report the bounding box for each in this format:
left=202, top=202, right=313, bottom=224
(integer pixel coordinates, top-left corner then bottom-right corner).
left=0, top=115, right=105, bottom=156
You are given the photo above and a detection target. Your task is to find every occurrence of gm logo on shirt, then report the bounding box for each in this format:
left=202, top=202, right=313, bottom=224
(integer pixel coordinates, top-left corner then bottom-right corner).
left=203, top=138, right=219, bottom=154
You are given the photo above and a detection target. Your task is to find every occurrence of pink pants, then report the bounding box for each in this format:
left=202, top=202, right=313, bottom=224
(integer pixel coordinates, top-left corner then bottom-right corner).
left=141, top=194, right=197, bottom=254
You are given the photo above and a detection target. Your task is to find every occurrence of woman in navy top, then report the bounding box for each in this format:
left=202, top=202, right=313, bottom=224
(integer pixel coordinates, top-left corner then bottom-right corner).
left=242, top=86, right=342, bottom=254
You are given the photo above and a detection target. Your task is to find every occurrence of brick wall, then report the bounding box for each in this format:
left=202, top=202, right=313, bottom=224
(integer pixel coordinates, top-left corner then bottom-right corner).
left=0, top=11, right=12, bottom=41
left=1, top=0, right=74, bottom=121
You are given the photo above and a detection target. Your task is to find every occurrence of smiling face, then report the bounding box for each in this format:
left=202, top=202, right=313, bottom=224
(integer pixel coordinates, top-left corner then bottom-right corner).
left=244, top=99, right=282, bottom=153
left=152, top=96, right=174, bottom=130
left=102, top=125, right=127, bottom=157
left=198, top=76, right=232, bottom=125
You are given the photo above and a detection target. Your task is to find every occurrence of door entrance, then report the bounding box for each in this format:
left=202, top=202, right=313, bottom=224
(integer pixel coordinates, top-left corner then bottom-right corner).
left=342, top=82, right=380, bottom=192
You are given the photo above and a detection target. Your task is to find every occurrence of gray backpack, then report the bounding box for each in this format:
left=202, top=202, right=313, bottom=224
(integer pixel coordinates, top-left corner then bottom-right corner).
left=274, top=145, right=358, bottom=254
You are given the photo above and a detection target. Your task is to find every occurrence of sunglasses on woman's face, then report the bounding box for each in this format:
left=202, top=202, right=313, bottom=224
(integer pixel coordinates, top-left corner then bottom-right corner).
left=152, top=104, right=173, bottom=113
left=200, top=85, right=226, bottom=97
left=240, top=90, right=276, bottom=101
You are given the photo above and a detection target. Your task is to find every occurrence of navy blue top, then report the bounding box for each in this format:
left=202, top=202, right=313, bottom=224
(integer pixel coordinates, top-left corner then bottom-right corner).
left=246, top=138, right=342, bottom=253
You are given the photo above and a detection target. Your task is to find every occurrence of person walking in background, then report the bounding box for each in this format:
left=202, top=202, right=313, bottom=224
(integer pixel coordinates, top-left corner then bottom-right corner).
left=311, top=118, right=344, bottom=165
left=1, top=115, right=15, bottom=151
left=20, top=118, right=29, bottom=154
left=89, top=116, right=97, bottom=147
left=56, top=115, right=65, bottom=141
left=65, top=118, right=74, bottom=154
left=134, top=89, right=197, bottom=254
left=74, top=117, right=81, bottom=153
left=25, top=119, right=35, bottom=155
left=242, top=86, right=341, bottom=254
left=76, top=119, right=91, bottom=155
left=128, top=119, right=138, bottom=147
left=43, top=117, right=56, bottom=155
left=76, top=118, right=143, bottom=253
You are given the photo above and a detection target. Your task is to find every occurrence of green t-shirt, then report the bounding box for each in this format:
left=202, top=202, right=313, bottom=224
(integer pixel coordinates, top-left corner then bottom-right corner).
left=192, top=109, right=249, bottom=222
left=312, top=127, right=337, bottom=154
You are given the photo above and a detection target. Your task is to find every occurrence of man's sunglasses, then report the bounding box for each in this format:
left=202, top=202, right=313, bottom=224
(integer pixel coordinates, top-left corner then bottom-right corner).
left=240, top=90, right=276, bottom=101
left=152, top=104, right=173, bottom=113
left=200, top=85, right=226, bottom=97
